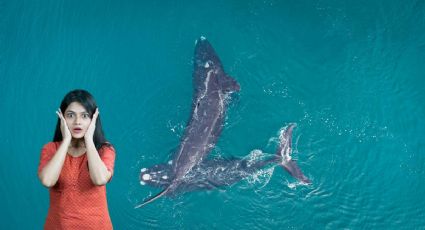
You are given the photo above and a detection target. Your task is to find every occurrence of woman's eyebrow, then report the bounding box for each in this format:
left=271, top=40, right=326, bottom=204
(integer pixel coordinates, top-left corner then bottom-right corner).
left=66, top=110, right=88, bottom=114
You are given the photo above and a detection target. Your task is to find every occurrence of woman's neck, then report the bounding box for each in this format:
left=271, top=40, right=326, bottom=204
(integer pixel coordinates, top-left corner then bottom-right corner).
left=70, top=139, right=85, bottom=148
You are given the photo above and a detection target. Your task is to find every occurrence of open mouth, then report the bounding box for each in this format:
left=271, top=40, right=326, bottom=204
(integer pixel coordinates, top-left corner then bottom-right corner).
left=73, top=128, right=83, bottom=133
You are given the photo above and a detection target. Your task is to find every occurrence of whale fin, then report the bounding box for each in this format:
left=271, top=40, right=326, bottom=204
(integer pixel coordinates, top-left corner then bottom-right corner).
left=134, top=186, right=171, bottom=209
left=277, top=123, right=311, bottom=184
left=282, top=160, right=311, bottom=184
left=219, top=74, right=240, bottom=93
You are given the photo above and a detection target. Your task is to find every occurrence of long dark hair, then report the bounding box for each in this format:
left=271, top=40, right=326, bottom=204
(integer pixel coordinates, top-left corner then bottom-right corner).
left=53, top=89, right=110, bottom=150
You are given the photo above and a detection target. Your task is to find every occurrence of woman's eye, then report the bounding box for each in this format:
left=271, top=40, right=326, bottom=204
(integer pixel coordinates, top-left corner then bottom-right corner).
left=82, top=114, right=89, bottom=118
left=66, top=114, right=73, bottom=118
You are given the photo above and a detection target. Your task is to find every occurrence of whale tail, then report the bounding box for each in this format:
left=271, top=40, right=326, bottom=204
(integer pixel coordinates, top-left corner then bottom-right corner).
left=277, top=123, right=311, bottom=184
left=135, top=184, right=173, bottom=209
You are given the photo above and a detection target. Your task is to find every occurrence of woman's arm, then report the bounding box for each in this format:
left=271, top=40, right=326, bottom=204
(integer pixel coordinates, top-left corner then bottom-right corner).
left=38, top=141, right=70, bottom=187
left=85, top=141, right=112, bottom=186
left=84, top=108, right=112, bottom=186
left=38, top=110, right=72, bottom=187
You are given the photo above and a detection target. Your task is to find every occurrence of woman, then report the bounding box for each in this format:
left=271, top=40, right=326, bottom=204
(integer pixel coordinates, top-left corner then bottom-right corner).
left=38, top=89, right=115, bottom=229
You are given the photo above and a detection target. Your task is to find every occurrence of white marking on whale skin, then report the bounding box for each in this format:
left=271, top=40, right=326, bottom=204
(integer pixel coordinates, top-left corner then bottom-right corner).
left=142, top=174, right=152, bottom=181
left=204, top=62, right=210, bottom=68
left=193, top=105, right=199, bottom=121
left=218, top=92, right=225, bottom=113
left=168, top=160, right=173, bottom=165
left=141, top=168, right=147, bottom=173
left=201, top=70, right=212, bottom=98
left=162, top=175, right=169, bottom=180
left=140, top=181, right=146, bottom=185
left=194, top=70, right=213, bottom=121
left=195, top=36, right=207, bottom=46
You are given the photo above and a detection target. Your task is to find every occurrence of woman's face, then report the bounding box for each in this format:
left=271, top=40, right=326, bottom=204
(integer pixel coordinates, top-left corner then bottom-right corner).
left=64, top=102, right=92, bottom=139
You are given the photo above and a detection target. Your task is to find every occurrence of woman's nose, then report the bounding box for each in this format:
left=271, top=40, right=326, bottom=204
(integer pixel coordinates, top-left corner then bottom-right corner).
left=74, top=116, right=82, bottom=124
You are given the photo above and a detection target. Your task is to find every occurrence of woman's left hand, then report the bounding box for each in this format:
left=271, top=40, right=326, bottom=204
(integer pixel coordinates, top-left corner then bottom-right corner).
left=85, top=108, right=99, bottom=142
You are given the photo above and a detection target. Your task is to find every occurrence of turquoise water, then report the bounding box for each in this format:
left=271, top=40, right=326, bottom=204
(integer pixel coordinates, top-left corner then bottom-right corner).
left=1, top=0, right=425, bottom=229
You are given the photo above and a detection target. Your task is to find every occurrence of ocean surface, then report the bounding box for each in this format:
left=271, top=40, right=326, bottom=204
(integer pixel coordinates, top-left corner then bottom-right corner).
left=1, top=0, right=425, bottom=229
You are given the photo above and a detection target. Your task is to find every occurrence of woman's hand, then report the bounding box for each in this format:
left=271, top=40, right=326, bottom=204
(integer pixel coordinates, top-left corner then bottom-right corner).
left=56, top=109, right=72, bottom=143
left=85, top=108, right=99, bottom=142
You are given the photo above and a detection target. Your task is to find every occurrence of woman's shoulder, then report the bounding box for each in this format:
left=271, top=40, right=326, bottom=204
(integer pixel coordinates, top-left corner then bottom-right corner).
left=42, top=141, right=61, bottom=150
left=40, top=141, right=61, bottom=156
left=100, top=142, right=115, bottom=152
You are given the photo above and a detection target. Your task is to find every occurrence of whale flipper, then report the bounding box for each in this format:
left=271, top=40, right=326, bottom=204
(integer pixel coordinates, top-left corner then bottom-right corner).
left=135, top=186, right=172, bottom=209
left=219, top=74, right=240, bottom=92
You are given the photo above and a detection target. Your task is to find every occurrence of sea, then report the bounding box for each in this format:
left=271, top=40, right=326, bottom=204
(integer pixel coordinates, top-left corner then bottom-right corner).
left=1, top=0, right=424, bottom=229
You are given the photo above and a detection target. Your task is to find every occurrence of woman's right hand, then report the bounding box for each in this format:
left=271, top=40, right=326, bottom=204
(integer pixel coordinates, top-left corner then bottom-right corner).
left=56, top=109, right=72, bottom=143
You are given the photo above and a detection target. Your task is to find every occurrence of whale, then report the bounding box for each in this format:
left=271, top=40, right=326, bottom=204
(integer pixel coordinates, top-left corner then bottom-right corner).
left=135, top=37, right=240, bottom=208
left=139, top=124, right=311, bottom=196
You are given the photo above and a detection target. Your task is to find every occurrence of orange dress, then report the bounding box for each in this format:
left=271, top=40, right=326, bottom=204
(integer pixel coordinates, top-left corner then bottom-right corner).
left=38, top=142, right=116, bottom=230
